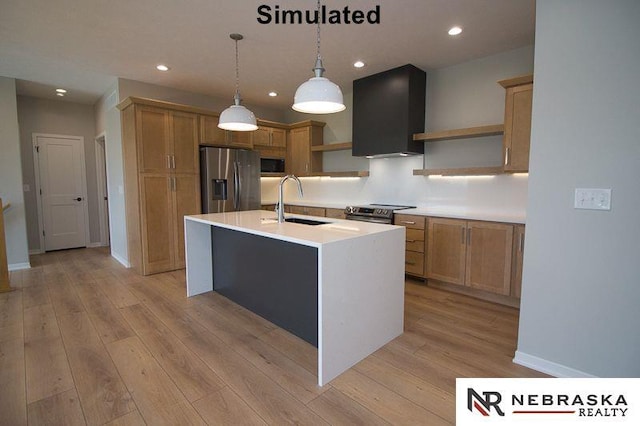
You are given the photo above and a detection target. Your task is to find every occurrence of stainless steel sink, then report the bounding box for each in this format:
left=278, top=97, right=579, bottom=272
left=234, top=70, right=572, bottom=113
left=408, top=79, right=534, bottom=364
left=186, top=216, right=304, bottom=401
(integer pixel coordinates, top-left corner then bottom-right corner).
left=284, top=217, right=329, bottom=226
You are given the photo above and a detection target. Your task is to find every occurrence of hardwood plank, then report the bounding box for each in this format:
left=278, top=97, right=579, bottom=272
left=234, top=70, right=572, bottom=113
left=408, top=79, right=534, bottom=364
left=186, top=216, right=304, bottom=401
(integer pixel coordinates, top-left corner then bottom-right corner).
left=308, top=387, right=390, bottom=426
left=47, top=281, right=85, bottom=316
left=258, top=328, right=317, bottom=374
left=181, top=328, right=328, bottom=425
left=187, top=302, right=325, bottom=404
left=24, top=304, right=60, bottom=342
left=58, top=312, right=136, bottom=425
left=106, top=336, right=205, bottom=425
left=192, top=387, right=268, bottom=426
left=120, top=303, right=226, bottom=402
left=331, top=369, right=451, bottom=425
left=200, top=291, right=276, bottom=336
left=22, top=284, right=51, bottom=309
left=0, top=336, right=27, bottom=425
left=0, top=288, right=22, bottom=329
left=74, top=282, right=135, bottom=344
left=354, top=356, right=454, bottom=420
left=95, top=277, right=139, bottom=308
left=25, top=336, right=75, bottom=403
left=104, top=410, right=146, bottom=426
left=27, top=388, right=86, bottom=426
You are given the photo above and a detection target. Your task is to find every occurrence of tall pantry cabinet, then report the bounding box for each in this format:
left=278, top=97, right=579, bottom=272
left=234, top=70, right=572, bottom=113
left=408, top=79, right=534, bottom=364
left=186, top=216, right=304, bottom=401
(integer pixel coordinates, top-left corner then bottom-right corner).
left=119, top=98, right=201, bottom=275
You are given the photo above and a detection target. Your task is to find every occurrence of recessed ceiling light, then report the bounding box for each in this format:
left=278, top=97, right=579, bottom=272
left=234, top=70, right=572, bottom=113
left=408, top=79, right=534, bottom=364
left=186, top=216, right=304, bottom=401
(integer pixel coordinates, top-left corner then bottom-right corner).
left=448, top=26, right=462, bottom=36
left=354, top=61, right=365, bottom=68
left=56, top=93, right=65, bottom=97
left=55, top=88, right=67, bottom=93
left=156, top=64, right=170, bottom=71
left=268, top=91, right=278, bottom=97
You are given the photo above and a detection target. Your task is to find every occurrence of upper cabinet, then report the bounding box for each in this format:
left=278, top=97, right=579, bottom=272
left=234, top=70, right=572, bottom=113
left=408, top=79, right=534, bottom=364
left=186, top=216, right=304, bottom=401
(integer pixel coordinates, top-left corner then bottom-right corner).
left=253, top=124, right=288, bottom=162
left=286, top=121, right=324, bottom=176
left=199, top=113, right=253, bottom=149
left=499, top=74, right=533, bottom=173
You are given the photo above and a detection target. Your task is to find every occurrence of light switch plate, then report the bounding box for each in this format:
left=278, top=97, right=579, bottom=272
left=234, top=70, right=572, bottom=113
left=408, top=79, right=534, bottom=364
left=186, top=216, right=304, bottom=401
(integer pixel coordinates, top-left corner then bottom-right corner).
left=574, top=188, right=611, bottom=210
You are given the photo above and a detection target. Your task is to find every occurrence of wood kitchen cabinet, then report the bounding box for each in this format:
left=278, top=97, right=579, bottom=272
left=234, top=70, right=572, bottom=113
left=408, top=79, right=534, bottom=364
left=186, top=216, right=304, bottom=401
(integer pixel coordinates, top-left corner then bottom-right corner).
left=394, top=214, right=426, bottom=277
left=287, top=205, right=326, bottom=217
left=427, top=217, right=513, bottom=295
left=199, top=113, right=254, bottom=149
left=499, top=75, right=533, bottom=173
left=286, top=121, right=324, bottom=176
left=511, top=224, right=525, bottom=298
left=119, top=98, right=201, bottom=275
left=254, top=124, right=288, bottom=165
left=325, top=208, right=346, bottom=219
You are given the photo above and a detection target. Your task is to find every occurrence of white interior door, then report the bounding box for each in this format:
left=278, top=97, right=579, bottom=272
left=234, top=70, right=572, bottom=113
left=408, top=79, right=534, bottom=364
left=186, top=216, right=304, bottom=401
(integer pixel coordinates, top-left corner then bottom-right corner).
left=35, top=135, right=88, bottom=251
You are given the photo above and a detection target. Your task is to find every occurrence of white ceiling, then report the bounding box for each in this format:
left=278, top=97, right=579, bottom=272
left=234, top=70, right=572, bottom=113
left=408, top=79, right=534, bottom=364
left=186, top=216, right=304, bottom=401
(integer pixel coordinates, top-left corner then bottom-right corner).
left=0, top=0, right=535, bottom=108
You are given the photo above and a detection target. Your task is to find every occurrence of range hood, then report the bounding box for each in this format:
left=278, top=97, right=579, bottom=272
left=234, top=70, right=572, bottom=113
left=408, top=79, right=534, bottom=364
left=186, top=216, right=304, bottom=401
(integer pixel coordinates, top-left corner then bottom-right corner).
left=352, top=64, right=426, bottom=157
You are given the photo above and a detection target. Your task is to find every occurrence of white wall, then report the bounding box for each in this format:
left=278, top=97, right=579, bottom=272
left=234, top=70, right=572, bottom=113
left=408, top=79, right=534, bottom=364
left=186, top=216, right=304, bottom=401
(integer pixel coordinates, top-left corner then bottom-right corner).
left=270, top=46, right=533, bottom=216
left=17, top=96, right=99, bottom=251
left=0, top=77, right=29, bottom=268
left=516, top=0, right=640, bottom=377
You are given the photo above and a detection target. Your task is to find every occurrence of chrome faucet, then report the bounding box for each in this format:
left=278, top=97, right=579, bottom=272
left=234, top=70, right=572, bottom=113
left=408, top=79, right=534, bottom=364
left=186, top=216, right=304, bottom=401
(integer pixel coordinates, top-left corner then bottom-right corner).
left=276, top=174, right=304, bottom=223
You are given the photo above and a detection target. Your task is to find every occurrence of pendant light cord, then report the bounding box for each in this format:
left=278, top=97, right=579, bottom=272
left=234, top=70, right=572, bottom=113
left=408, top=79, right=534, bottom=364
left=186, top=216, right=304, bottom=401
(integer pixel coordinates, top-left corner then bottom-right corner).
left=234, top=37, right=240, bottom=100
left=316, top=0, right=321, bottom=60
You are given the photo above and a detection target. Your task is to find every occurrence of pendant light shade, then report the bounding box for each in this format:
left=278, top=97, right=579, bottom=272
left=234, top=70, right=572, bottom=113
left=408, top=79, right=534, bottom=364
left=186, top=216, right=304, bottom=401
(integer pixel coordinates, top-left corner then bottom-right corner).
left=292, top=1, right=345, bottom=114
left=219, top=33, right=258, bottom=131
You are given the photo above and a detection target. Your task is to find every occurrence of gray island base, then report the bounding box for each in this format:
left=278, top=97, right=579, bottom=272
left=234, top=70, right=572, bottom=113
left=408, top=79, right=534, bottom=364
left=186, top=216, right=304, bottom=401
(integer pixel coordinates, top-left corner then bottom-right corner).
left=184, top=210, right=405, bottom=386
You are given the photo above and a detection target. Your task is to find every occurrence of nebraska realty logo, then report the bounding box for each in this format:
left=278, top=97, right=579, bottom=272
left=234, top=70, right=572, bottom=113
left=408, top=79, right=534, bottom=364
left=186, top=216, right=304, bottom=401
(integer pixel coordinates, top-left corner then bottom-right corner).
left=457, top=378, right=639, bottom=425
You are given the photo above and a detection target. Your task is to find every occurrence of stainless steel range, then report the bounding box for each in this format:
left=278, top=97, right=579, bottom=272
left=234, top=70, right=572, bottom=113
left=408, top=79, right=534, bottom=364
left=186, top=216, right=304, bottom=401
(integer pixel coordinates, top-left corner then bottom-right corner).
left=344, top=204, right=416, bottom=224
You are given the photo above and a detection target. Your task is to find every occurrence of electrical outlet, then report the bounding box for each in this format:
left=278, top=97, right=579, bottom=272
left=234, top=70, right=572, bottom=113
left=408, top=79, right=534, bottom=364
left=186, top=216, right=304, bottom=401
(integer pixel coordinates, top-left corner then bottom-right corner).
left=574, top=188, right=611, bottom=211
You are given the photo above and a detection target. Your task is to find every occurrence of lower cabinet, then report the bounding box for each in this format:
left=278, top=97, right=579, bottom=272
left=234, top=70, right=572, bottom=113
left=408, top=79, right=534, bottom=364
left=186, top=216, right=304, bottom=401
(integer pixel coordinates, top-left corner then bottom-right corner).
left=427, top=218, right=514, bottom=296
left=394, top=214, right=426, bottom=277
left=287, top=205, right=326, bottom=217
left=511, top=224, right=525, bottom=298
left=325, top=208, right=346, bottom=219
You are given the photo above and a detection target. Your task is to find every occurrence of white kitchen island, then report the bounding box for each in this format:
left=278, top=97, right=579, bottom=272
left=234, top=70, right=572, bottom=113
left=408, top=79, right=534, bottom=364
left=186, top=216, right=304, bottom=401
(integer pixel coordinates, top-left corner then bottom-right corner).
left=184, top=210, right=405, bottom=386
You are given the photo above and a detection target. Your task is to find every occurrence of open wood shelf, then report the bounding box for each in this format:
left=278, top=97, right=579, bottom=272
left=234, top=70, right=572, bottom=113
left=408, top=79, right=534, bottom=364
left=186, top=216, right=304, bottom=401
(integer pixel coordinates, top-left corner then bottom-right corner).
left=413, top=166, right=504, bottom=176
left=308, top=170, right=369, bottom=177
left=413, top=124, right=504, bottom=142
left=310, top=142, right=352, bottom=152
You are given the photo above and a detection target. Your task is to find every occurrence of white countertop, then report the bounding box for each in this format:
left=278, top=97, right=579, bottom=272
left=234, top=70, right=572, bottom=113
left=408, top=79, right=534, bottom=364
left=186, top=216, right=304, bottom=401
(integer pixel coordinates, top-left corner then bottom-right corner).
left=185, top=210, right=403, bottom=248
left=261, top=200, right=348, bottom=210
left=401, top=207, right=526, bottom=224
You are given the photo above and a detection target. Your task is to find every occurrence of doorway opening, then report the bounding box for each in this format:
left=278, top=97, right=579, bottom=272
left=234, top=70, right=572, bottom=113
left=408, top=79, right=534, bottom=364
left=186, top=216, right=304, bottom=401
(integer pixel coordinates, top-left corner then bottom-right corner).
left=95, top=133, right=110, bottom=247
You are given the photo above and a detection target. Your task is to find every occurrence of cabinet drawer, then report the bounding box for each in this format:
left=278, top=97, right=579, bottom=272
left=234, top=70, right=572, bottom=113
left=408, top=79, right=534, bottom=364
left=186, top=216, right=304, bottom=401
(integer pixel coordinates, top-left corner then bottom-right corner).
left=394, top=214, right=425, bottom=230
left=406, top=228, right=424, bottom=242
left=406, top=240, right=425, bottom=253
left=405, top=250, right=425, bottom=276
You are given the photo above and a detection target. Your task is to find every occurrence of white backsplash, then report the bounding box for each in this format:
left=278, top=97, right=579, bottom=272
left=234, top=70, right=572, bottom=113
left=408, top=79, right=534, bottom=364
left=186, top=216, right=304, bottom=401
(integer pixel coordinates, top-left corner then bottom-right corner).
left=261, top=156, right=528, bottom=217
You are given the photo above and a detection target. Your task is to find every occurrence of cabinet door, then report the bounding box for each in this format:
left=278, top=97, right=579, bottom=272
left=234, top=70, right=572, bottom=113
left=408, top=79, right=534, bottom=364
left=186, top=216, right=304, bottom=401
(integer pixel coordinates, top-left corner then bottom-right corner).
left=139, top=174, right=174, bottom=274
left=253, top=127, right=271, bottom=147
left=137, top=107, right=170, bottom=173
left=287, top=127, right=311, bottom=175
left=465, top=221, right=513, bottom=295
left=427, top=218, right=466, bottom=285
left=228, top=131, right=253, bottom=149
left=271, top=128, right=287, bottom=148
left=504, top=83, right=532, bottom=172
left=511, top=225, right=525, bottom=298
left=199, top=115, right=227, bottom=146
left=172, top=174, right=201, bottom=269
left=170, top=111, right=199, bottom=174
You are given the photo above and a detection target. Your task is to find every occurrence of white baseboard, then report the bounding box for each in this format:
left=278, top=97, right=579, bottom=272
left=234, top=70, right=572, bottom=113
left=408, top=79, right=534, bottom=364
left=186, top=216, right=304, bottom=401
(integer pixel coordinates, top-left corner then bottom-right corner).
left=111, top=251, right=130, bottom=268
left=87, top=242, right=108, bottom=248
left=29, top=249, right=44, bottom=255
left=513, top=350, right=597, bottom=378
left=8, top=262, right=31, bottom=271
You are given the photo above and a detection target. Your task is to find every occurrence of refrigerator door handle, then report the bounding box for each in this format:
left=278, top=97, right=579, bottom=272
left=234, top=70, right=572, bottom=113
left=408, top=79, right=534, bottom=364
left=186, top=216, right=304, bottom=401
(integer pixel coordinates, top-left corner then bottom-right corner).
left=233, top=161, right=240, bottom=210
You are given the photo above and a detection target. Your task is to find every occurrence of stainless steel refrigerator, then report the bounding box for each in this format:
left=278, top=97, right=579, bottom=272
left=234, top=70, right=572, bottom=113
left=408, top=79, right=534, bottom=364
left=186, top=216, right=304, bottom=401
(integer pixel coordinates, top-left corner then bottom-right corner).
left=200, top=147, right=261, bottom=213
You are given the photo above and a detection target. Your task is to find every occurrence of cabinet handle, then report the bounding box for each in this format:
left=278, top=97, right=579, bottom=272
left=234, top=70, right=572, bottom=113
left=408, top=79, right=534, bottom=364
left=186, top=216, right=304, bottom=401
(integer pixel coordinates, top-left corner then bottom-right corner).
left=461, top=227, right=466, bottom=244
left=166, top=155, right=171, bottom=169
left=467, top=228, right=472, bottom=245
left=171, top=177, right=176, bottom=191
left=401, top=221, right=416, bottom=225
left=519, top=232, right=525, bottom=252
left=505, top=147, right=510, bottom=166
left=405, top=261, right=416, bottom=265
left=171, top=155, right=176, bottom=169
left=406, top=239, right=416, bottom=243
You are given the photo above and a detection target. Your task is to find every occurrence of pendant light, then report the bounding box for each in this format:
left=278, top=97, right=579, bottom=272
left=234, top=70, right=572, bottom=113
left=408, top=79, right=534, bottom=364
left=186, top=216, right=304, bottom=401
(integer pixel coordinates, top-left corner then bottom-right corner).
left=218, top=33, right=258, bottom=131
left=292, top=0, right=346, bottom=114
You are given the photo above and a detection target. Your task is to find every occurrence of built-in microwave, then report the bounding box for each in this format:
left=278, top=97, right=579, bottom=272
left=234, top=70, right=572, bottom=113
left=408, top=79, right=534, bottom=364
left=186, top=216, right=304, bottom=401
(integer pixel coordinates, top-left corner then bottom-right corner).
left=260, top=157, right=285, bottom=173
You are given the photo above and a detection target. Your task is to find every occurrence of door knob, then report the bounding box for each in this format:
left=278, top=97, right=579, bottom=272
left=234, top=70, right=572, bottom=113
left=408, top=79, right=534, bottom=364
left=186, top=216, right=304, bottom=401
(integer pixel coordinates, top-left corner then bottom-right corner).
left=75, top=197, right=82, bottom=201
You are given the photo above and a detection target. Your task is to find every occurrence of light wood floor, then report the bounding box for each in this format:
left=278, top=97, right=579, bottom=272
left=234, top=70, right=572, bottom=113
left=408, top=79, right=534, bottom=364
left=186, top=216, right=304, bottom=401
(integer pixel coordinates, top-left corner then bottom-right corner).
left=0, top=247, right=545, bottom=425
